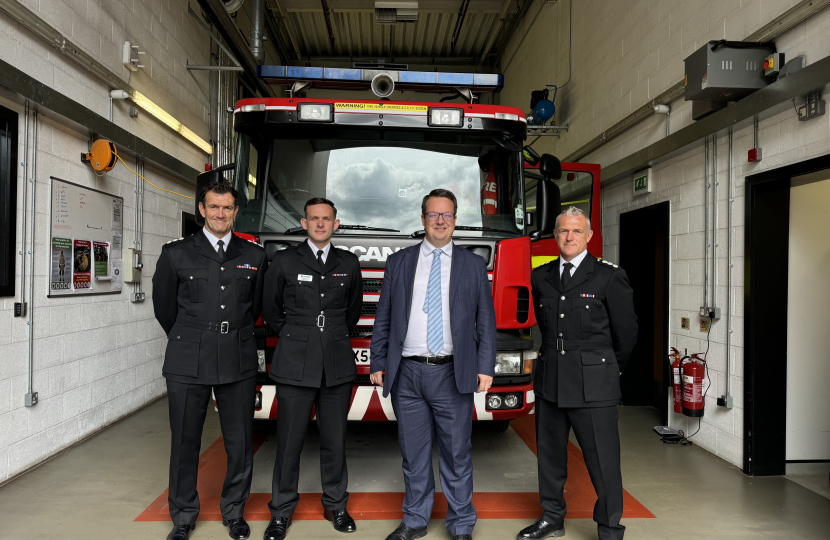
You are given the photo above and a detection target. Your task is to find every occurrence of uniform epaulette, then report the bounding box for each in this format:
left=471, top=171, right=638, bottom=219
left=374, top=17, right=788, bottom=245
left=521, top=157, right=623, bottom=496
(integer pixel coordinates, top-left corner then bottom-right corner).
left=245, top=238, right=264, bottom=248
left=599, top=258, right=619, bottom=269
left=165, top=237, right=185, bottom=245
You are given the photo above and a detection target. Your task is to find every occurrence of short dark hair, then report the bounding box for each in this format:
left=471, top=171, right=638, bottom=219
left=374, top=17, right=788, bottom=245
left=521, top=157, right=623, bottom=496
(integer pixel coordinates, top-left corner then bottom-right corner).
left=304, top=197, right=337, bottom=218
left=421, top=189, right=458, bottom=216
left=200, top=180, right=238, bottom=205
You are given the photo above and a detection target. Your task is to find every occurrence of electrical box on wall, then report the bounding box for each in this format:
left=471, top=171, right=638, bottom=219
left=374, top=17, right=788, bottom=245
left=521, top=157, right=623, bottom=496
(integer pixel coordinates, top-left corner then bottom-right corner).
left=684, top=41, right=773, bottom=111
left=123, top=248, right=142, bottom=283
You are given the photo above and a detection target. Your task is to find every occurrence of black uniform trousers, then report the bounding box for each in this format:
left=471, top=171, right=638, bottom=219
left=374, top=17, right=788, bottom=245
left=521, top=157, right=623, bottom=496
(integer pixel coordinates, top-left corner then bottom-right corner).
left=269, top=376, right=353, bottom=518
left=167, top=376, right=256, bottom=526
left=536, top=397, right=625, bottom=540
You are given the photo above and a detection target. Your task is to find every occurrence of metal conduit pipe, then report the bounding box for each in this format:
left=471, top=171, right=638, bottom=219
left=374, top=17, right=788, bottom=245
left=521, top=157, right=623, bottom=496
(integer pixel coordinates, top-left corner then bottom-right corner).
left=250, top=0, right=265, bottom=63
left=25, top=109, right=38, bottom=407
left=726, top=127, right=734, bottom=404
left=704, top=136, right=709, bottom=308
left=19, top=102, right=29, bottom=308
left=712, top=133, right=718, bottom=311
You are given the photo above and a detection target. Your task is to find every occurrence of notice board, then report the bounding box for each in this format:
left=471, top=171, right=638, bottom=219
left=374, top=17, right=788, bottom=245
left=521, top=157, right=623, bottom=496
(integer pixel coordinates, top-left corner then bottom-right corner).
left=48, top=177, right=124, bottom=297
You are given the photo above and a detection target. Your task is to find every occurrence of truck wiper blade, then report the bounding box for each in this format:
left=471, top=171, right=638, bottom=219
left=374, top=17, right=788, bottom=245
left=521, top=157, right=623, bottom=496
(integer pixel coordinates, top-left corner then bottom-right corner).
left=454, top=225, right=510, bottom=233
left=409, top=225, right=510, bottom=238
left=283, top=224, right=401, bottom=234
left=337, top=224, right=400, bottom=232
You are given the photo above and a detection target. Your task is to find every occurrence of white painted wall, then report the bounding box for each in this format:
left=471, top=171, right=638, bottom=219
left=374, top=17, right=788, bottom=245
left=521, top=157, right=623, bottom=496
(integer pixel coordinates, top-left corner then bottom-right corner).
left=0, top=0, right=213, bottom=483
left=499, top=0, right=830, bottom=467
left=786, top=176, right=830, bottom=461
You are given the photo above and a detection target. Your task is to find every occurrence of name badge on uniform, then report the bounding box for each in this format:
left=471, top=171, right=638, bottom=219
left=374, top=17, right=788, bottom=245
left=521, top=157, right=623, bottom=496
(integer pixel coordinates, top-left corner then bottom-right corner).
left=298, top=274, right=313, bottom=282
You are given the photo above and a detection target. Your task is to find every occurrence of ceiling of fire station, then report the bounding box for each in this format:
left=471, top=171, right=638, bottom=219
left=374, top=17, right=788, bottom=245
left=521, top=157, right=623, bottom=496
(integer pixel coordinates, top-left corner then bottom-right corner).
left=255, top=0, right=525, bottom=68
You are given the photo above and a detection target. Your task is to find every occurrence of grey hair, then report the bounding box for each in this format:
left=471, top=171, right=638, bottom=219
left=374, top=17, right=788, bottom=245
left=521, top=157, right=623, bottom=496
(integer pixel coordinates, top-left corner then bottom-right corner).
left=554, top=206, right=591, bottom=230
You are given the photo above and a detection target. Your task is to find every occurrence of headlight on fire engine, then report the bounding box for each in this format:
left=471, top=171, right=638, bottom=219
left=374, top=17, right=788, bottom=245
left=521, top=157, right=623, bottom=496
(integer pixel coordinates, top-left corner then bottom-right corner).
left=428, top=108, right=463, bottom=127
left=495, top=112, right=519, bottom=121
left=298, top=103, right=333, bottom=122
left=240, top=104, right=266, bottom=112
left=257, top=350, right=266, bottom=372
left=495, top=352, right=522, bottom=375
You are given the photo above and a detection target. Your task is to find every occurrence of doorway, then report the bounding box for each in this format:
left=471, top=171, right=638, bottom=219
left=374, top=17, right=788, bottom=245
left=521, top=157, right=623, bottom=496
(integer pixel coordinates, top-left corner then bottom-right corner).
left=618, top=201, right=670, bottom=424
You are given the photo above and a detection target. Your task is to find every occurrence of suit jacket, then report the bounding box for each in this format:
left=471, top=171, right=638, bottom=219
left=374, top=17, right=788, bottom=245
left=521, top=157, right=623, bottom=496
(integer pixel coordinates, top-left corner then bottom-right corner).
left=370, top=242, right=496, bottom=397
left=263, top=241, right=363, bottom=388
left=152, top=230, right=268, bottom=385
left=530, top=252, right=637, bottom=407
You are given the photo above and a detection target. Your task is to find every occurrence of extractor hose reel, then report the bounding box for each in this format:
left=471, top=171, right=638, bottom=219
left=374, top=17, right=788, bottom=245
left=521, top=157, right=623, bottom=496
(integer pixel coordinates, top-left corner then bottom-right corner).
left=371, top=73, right=395, bottom=98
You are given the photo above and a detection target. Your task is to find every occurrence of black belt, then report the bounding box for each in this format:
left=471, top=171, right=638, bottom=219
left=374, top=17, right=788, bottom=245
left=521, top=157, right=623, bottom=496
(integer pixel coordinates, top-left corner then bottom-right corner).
left=404, top=355, right=454, bottom=365
left=541, top=339, right=612, bottom=356
left=290, top=315, right=346, bottom=328
left=176, top=314, right=251, bottom=334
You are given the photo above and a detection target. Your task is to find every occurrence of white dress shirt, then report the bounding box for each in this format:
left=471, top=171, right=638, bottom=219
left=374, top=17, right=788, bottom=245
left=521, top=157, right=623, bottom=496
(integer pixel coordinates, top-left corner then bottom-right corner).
left=402, top=240, right=454, bottom=357
left=559, top=249, right=589, bottom=278
left=203, top=228, right=232, bottom=252
left=307, top=239, right=332, bottom=263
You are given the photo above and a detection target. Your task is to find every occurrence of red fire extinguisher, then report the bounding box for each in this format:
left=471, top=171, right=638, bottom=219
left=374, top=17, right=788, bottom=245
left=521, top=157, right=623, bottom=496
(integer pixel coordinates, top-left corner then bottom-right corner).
left=681, top=353, right=706, bottom=417
left=669, top=347, right=685, bottom=414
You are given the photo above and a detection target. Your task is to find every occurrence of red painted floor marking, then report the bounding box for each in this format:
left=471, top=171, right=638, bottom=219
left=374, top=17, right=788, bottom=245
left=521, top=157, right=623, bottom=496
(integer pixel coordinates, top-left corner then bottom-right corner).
left=137, top=415, right=653, bottom=522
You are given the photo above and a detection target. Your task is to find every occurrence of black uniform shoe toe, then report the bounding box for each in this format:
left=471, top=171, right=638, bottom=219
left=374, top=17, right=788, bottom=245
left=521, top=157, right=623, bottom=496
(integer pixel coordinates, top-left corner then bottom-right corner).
left=453, top=535, right=473, bottom=540
left=324, top=508, right=357, bottom=532
left=223, top=517, right=251, bottom=540
left=167, top=524, right=196, bottom=540
left=517, top=518, right=565, bottom=539
left=263, top=517, right=292, bottom=540
left=384, top=522, right=428, bottom=540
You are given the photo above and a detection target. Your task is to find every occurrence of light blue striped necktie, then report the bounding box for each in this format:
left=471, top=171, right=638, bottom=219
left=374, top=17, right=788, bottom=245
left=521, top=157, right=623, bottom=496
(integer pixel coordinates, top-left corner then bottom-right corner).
left=424, top=248, right=443, bottom=355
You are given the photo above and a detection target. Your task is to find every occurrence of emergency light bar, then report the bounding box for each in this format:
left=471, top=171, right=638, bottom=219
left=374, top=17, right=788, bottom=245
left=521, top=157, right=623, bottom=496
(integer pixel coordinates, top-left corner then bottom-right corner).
left=257, top=65, right=504, bottom=94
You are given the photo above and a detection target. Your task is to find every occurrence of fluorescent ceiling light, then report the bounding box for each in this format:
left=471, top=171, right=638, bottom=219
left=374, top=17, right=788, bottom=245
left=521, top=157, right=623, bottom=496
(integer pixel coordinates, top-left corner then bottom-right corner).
left=129, top=91, right=213, bottom=155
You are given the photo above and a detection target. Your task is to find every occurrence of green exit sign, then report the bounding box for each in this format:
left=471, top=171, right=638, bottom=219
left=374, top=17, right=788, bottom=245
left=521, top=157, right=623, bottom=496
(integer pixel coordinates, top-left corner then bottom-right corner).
left=633, top=169, right=651, bottom=196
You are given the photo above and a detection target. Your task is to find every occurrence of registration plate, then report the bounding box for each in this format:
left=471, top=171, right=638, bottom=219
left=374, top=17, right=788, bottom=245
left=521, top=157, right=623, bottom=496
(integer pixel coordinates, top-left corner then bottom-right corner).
left=353, top=348, right=370, bottom=364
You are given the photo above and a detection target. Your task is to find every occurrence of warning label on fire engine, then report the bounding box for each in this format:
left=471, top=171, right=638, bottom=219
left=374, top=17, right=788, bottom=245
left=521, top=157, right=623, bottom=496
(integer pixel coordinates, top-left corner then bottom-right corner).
left=334, top=102, right=428, bottom=112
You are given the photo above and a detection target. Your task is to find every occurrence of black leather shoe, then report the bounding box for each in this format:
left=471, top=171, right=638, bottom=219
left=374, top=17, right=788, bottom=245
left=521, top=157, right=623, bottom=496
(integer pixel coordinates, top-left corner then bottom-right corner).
left=453, top=535, right=473, bottom=540
left=324, top=508, right=357, bottom=533
left=223, top=517, right=251, bottom=540
left=263, top=517, right=292, bottom=540
left=384, top=522, right=428, bottom=540
left=166, top=524, right=195, bottom=540
left=517, top=518, right=565, bottom=539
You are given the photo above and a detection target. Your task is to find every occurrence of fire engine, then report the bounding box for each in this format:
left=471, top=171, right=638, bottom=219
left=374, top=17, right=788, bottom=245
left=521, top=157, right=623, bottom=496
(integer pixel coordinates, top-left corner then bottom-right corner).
left=197, top=66, right=602, bottom=431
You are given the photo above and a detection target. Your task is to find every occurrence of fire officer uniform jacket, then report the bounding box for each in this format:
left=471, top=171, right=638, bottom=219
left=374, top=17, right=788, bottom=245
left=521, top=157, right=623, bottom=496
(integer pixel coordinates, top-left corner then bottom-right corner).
left=531, top=253, right=637, bottom=408
left=152, top=230, right=268, bottom=384
left=263, top=241, right=363, bottom=387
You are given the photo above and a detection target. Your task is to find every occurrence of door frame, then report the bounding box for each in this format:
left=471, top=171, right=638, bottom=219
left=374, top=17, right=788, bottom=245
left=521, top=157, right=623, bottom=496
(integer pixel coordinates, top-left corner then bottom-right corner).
left=619, top=201, right=671, bottom=425
left=744, top=153, right=830, bottom=476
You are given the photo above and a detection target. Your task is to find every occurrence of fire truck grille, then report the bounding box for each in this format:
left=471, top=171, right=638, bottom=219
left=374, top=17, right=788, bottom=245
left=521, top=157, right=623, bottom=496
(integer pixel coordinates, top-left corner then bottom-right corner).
left=350, top=327, right=373, bottom=338
left=362, top=278, right=383, bottom=293
left=360, top=303, right=378, bottom=317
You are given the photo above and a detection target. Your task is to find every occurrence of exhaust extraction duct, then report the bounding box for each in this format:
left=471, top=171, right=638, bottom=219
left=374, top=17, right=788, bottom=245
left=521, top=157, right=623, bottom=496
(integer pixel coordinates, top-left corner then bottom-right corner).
left=250, top=0, right=264, bottom=64
left=371, top=73, right=395, bottom=98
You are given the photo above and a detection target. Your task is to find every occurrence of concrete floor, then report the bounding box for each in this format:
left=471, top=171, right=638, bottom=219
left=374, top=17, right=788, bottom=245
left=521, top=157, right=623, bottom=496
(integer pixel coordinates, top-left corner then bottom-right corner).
left=0, top=398, right=828, bottom=539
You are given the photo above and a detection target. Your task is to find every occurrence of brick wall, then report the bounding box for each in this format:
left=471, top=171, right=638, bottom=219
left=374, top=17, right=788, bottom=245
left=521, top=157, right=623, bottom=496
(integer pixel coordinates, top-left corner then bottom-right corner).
left=499, top=0, right=830, bottom=467
left=0, top=0, right=210, bottom=482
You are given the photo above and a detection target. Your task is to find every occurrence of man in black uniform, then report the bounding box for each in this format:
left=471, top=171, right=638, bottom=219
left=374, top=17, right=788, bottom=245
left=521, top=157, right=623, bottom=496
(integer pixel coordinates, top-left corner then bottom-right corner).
left=153, top=181, right=267, bottom=540
left=262, top=197, right=363, bottom=540
left=517, top=207, right=637, bottom=540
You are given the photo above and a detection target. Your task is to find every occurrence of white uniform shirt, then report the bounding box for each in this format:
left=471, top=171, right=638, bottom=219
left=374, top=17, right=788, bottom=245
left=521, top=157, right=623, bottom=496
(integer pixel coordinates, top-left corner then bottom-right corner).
left=559, top=249, right=589, bottom=278
left=307, top=239, right=332, bottom=263
left=203, top=228, right=232, bottom=252
left=402, top=240, right=454, bottom=356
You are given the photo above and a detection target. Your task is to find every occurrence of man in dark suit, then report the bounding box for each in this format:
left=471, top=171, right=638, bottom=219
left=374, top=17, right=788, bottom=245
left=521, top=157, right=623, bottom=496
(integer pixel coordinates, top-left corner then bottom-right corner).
left=152, top=181, right=268, bottom=540
left=262, top=197, right=363, bottom=540
left=517, top=207, right=637, bottom=540
left=370, top=189, right=496, bottom=540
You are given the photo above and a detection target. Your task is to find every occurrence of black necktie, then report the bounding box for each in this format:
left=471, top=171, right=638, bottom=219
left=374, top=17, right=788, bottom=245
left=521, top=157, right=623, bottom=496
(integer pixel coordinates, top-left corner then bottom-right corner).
left=217, top=239, right=225, bottom=261
left=317, top=249, right=325, bottom=271
left=561, top=262, right=573, bottom=288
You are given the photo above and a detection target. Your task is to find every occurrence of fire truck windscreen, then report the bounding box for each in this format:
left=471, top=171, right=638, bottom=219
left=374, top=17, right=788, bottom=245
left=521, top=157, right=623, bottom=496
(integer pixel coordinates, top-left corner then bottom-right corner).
left=233, top=132, right=525, bottom=237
